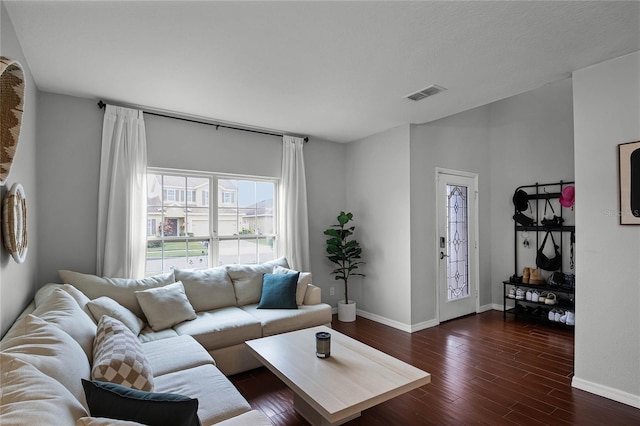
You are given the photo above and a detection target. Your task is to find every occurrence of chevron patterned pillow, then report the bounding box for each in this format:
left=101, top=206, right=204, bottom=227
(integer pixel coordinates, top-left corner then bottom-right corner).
left=92, top=315, right=154, bottom=391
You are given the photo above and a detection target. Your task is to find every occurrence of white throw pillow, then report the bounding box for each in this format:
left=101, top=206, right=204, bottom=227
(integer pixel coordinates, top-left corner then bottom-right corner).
left=33, top=282, right=61, bottom=307
left=134, top=281, right=196, bottom=331
left=273, top=265, right=313, bottom=305
left=174, top=267, right=236, bottom=311
left=0, top=352, right=89, bottom=424
left=32, top=288, right=97, bottom=360
left=61, top=283, right=94, bottom=321
left=225, top=257, right=289, bottom=305
left=58, top=270, right=175, bottom=319
left=0, top=314, right=91, bottom=408
left=88, top=296, right=145, bottom=335
left=92, top=316, right=154, bottom=391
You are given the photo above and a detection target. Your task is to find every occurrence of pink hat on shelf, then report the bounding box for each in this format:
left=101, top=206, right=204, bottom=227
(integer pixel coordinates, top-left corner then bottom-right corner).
left=559, top=185, right=575, bottom=208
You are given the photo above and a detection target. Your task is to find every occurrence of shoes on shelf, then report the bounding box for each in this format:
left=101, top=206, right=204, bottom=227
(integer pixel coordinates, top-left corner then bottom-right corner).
left=548, top=309, right=556, bottom=321
left=531, top=290, right=540, bottom=303
left=559, top=311, right=567, bottom=324
left=515, top=287, right=525, bottom=300
left=523, top=267, right=531, bottom=284
left=566, top=311, right=575, bottom=326
left=507, top=287, right=517, bottom=298
left=525, top=289, right=533, bottom=301
left=554, top=310, right=563, bottom=322
left=544, top=292, right=557, bottom=305
left=529, top=269, right=546, bottom=285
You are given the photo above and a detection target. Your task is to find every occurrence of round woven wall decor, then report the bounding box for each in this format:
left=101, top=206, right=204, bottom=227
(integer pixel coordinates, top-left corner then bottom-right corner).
left=0, top=56, right=26, bottom=186
left=2, top=182, right=28, bottom=263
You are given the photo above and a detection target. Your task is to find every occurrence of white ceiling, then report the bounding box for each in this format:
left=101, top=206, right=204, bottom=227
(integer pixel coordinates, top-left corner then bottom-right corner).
left=4, top=1, right=639, bottom=143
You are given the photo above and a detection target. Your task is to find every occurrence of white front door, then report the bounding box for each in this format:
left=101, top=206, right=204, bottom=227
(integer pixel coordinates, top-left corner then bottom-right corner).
left=437, top=169, right=479, bottom=322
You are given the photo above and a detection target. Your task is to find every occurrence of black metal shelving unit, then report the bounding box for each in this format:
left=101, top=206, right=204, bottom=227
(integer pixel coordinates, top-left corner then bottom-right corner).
left=504, top=181, right=576, bottom=329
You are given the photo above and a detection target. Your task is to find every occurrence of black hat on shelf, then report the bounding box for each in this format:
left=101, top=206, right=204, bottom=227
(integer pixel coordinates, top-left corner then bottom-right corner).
left=512, top=190, right=529, bottom=212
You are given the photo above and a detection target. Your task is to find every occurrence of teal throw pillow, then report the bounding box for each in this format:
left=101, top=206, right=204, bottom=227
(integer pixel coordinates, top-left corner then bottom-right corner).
left=82, top=379, right=201, bottom=426
left=257, top=272, right=299, bottom=309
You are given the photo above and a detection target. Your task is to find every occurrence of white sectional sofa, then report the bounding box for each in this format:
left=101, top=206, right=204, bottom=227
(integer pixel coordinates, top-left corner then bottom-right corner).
left=0, top=258, right=332, bottom=425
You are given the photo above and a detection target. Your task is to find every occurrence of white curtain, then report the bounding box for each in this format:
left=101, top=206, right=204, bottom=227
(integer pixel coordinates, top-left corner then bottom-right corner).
left=277, top=136, right=310, bottom=271
left=97, top=105, right=148, bottom=278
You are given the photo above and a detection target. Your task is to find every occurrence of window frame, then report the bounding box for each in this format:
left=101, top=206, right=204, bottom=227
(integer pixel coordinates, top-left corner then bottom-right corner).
left=146, top=167, right=279, bottom=274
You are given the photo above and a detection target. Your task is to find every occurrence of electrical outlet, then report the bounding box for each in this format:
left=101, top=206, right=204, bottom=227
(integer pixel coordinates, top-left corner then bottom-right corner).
left=329, top=287, right=335, bottom=296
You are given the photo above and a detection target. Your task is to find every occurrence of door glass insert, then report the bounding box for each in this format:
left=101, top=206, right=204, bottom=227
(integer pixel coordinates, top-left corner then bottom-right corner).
left=446, top=184, right=469, bottom=301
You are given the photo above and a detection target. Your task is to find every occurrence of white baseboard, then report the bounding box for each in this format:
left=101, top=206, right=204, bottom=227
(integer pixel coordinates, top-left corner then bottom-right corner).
left=478, top=304, right=495, bottom=313
left=333, top=306, right=503, bottom=333
left=355, top=309, right=414, bottom=333
left=572, top=376, right=640, bottom=409
left=332, top=308, right=439, bottom=333
left=409, top=318, right=440, bottom=332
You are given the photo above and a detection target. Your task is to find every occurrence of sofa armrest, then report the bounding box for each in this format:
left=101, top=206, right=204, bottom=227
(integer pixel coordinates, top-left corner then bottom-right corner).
left=302, top=284, right=322, bottom=305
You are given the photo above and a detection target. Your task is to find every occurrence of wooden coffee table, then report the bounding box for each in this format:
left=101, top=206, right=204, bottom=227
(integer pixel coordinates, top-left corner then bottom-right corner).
left=246, top=326, right=430, bottom=426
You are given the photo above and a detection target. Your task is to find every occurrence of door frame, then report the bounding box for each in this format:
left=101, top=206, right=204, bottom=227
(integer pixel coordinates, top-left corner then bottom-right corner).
left=435, top=167, right=480, bottom=323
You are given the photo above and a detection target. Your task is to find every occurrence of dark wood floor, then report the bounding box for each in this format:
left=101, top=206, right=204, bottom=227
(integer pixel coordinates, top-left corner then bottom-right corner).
left=230, top=311, right=640, bottom=425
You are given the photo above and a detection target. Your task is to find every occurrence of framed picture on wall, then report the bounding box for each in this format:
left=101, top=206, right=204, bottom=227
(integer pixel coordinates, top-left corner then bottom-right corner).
left=618, top=141, right=640, bottom=225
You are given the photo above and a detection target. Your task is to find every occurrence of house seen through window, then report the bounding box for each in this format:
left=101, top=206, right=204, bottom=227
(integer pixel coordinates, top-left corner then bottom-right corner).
left=146, top=170, right=277, bottom=276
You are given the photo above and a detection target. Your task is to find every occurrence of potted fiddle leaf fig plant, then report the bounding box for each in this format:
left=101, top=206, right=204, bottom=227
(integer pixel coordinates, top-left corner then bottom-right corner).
left=324, top=211, right=365, bottom=322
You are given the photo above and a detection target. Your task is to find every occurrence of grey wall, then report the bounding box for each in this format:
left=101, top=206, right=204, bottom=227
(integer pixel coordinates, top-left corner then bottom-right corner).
left=36, top=93, right=102, bottom=284
left=572, top=51, right=639, bottom=406
left=0, top=1, right=39, bottom=336
left=349, top=77, right=574, bottom=331
left=410, top=107, right=492, bottom=325
left=488, top=78, right=575, bottom=305
left=345, top=125, right=413, bottom=327
left=34, top=92, right=348, bottom=306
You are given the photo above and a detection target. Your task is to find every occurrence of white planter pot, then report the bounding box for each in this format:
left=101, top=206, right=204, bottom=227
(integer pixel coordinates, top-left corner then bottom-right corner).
left=337, top=300, right=356, bottom=322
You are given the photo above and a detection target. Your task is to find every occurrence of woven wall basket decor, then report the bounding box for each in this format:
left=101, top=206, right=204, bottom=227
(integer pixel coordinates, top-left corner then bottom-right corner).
left=0, top=56, right=26, bottom=186
left=2, top=182, right=28, bottom=263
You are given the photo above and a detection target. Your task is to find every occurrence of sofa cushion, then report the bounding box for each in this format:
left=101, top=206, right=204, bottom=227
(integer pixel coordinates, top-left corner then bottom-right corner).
left=0, top=353, right=88, bottom=424
left=241, top=303, right=333, bottom=336
left=77, top=417, right=145, bottom=425
left=33, top=282, right=61, bottom=307
left=62, top=283, right=95, bottom=320
left=141, top=335, right=214, bottom=377
left=58, top=270, right=175, bottom=319
left=214, top=410, right=274, bottom=426
left=173, top=307, right=262, bottom=351
left=77, top=417, right=145, bottom=426
left=0, top=314, right=91, bottom=407
left=135, top=281, right=197, bottom=331
left=174, top=267, right=237, bottom=311
left=153, top=364, right=251, bottom=425
left=138, top=326, right=180, bottom=343
left=225, top=257, right=289, bottom=305
left=88, top=297, right=145, bottom=335
left=273, top=265, right=312, bottom=305
left=32, top=288, right=97, bottom=360
left=257, top=273, right=299, bottom=309
left=92, top=316, right=154, bottom=391
left=82, top=380, right=200, bottom=426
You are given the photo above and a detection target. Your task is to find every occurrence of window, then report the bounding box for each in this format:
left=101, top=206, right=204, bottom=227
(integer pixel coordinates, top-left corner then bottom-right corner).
left=146, top=170, right=277, bottom=276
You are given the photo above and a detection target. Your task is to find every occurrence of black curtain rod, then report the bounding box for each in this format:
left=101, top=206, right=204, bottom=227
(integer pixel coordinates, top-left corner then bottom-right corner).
left=97, top=100, right=308, bottom=143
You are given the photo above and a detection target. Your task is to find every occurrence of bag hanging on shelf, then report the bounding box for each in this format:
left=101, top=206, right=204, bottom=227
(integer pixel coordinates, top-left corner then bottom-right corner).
left=536, top=231, right=562, bottom=271
left=540, top=197, right=564, bottom=227
left=513, top=212, right=535, bottom=226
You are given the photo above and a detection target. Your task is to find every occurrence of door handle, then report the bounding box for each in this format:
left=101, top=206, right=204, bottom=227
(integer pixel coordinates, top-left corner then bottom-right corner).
left=440, top=251, right=449, bottom=260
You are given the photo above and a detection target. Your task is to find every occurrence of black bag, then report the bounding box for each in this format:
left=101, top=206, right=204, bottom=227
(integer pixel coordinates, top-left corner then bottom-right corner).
left=536, top=231, right=562, bottom=271
left=513, top=212, right=535, bottom=226
left=540, top=198, right=564, bottom=227
left=548, top=272, right=575, bottom=290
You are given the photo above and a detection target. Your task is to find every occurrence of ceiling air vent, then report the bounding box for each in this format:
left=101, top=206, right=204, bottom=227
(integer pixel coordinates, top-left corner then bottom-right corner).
left=406, top=84, right=447, bottom=101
